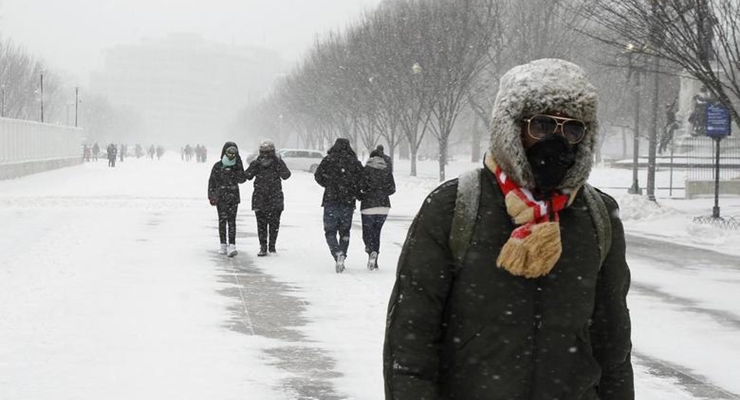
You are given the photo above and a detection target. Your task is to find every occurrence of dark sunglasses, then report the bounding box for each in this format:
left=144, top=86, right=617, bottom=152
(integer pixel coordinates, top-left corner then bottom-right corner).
left=225, top=151, right=237, bottom=158
left=522, top=114, right=587, bottom=144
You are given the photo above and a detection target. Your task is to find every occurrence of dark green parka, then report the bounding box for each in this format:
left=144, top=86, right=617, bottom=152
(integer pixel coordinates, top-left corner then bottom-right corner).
left=383, top=59, right=633, bottom=400
left=383, top=167, right=632, bottom=400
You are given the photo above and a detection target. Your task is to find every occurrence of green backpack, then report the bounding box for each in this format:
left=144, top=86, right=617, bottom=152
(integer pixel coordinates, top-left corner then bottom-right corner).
left=449, top=169, right=612, bottom=270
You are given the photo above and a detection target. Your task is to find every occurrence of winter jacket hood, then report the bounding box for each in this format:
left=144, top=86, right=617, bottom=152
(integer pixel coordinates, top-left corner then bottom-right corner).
left=366, top=156, right=387, bottom=170
left=327, top=138, right=357, bottom=159
left=220, top=141, right=240, bottom=158
left=489, top=58, right=598, bottom=191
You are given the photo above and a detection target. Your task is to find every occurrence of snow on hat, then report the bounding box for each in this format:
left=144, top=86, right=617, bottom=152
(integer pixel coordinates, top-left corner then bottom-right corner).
left=259, top=140, right=275, bottom=152
left=489, top=58, right=599, bottom=191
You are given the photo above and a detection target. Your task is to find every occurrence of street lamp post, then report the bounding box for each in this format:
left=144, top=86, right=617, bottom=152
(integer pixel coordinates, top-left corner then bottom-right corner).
left=410, top=62, right=423, bottom=177
left=625, top=44, right=643, bottom=195
left=75, top=87, right=79, bottom=127
left=39, top=72, right=44, bottom=123
left=1, top=84, right=5, bottom=118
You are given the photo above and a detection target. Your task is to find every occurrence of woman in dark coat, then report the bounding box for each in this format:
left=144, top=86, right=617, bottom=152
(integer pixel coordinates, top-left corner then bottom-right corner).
left=359, top=149, right=395, bottom=270
left=314, top=138, right=364, bottom=273
left=245, top=140, right=291, bottom=256
left=208, top=142, right=247, bottom=257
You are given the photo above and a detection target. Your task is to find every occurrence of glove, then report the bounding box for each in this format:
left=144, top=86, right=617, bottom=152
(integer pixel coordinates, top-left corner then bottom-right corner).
left=209, top=198, right=218, bottom=206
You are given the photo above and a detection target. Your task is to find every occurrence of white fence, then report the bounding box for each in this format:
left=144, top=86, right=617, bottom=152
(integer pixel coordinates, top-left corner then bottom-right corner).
left=0, top=117, right=83, bottom=179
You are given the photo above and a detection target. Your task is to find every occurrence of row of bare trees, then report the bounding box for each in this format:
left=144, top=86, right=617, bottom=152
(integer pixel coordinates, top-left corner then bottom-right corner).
left=0, top=38, right=63, bottom=121
left=0, top=36, right=140, bottom=144
left=239, top=0, right=613, bottom=180
left=240, top=0, right=740, bottom=183
left=242, top=0, right=502, bottom=180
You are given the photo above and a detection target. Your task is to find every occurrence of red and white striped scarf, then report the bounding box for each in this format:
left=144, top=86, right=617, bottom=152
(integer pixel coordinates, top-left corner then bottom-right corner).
left=486, top=155, right=579, bottom=278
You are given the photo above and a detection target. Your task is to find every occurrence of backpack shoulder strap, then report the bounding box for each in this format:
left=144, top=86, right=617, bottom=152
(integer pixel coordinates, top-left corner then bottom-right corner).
left=450, top=168, right=483, bottom=270
left=582, top=183, right=613, bottom=266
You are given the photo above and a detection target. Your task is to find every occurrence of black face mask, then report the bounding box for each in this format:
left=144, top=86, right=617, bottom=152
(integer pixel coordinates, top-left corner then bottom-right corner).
left=525, top=134, right=577, bottom=198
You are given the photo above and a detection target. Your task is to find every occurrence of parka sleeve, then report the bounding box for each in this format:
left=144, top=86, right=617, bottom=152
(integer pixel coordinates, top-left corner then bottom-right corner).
left=245, top=160, right=258, bottom=181
left=278, top=158, right=291, bottom=180
left=207, top=164, right=219, bottom=200
left=383, top=182, right=457, bottom=400
left=386, top=172, right=396, bottom=196
left=236, top=157, right=248, bottom=184
left=314, top=158, right=328, bottom=187
left=590, top=195, right=634, bottom=400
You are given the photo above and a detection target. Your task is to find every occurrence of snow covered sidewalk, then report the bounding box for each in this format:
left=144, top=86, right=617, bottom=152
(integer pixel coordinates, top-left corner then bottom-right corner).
left=1, top=154, right=739, bottom=399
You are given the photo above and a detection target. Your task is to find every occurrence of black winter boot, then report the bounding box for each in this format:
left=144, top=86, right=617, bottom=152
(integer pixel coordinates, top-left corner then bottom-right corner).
left=258, top=245, right=268, bottom=257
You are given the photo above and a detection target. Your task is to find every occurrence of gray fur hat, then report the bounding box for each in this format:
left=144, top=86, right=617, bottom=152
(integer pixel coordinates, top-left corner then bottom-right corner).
left=489, top=58, right=598, bottom=190
left=259, top=140, right=275, bottom=152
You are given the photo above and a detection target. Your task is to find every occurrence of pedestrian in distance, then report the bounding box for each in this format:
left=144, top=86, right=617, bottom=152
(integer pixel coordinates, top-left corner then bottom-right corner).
left=208, top=142, right=247, bottom=257
left=358, top=149, right=395, bottom=270
left=314, top=138, right=364, bottom=273
left=245, top=140, right=291, bottom=257
left=383, top=59, right=634, bottom=400
left=106, top=143, right=117, bottom=167
left=92, top=142, right=100, bottom=161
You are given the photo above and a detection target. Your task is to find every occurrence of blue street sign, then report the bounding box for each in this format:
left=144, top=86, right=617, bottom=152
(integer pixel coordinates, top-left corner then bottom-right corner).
left=705, top=103, right=732, bottom=138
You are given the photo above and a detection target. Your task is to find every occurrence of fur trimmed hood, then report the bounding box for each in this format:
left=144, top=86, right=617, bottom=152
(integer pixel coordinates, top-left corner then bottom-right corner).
left=489, top=59, right=598, bottom=190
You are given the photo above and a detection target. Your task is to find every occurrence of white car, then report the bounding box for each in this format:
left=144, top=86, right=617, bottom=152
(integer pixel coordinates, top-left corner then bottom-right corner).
left=278, top=149, right=324, bottom=173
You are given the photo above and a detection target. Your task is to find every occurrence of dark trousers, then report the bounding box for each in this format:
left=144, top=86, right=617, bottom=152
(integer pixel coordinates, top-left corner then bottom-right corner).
left=255, top=209, right=282, bottom=250
left=361, top=214, right=388, bottom=254
left=323, top=205, right=354, bottom=260
left=217, top=202, right=239, bottom=244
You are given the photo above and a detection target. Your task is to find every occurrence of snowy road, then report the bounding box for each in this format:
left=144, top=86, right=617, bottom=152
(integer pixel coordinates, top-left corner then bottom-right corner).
left=1, top=155, right=739, bottom=399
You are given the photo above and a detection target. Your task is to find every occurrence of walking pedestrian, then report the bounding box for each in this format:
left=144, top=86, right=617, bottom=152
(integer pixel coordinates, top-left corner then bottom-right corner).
left=383, top=59, right=634, bottom=400
left=245, top=140, right=291, bottom=256
left=208, top=142, right=247, bottom=257
left=314, top=138, right=363, bottom=273
left=359, top=149, right=395, bottom=270
left=106, top=144, right=117, bottom=167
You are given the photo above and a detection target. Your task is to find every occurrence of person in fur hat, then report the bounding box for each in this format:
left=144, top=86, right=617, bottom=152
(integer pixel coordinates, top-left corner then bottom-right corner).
left=208, top=141, right=247, bottom=257
left=383, top=59, right=633, bottom=400
left=245, top=140, right=291, bottom=256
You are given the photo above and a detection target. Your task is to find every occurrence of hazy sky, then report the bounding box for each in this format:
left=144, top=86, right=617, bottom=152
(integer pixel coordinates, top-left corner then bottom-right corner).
left=0, top=0, right=382, bottom=83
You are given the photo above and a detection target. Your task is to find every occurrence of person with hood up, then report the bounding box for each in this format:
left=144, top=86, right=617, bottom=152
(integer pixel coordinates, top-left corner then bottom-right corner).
left=383, top=59, right=633, bottom=400
left=208, top=142, right=247, bottom=257
left=245, top=140, right=291, bottom=256
left=359, top=149, right=396, bottom=270
left=314, top=138, right=364, bottom=273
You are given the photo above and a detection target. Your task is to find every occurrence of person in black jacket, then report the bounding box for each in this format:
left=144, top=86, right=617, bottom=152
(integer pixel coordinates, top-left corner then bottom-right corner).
left=245, top=140, right=291, bottom=256
left=314, top=138, right=364, bottom=273
left=383, top=59, right=633, bottom=400
left=208, top=142, right=247, bottom=257
left=107, top=143, right=117, bottom=167
left=359, top=149, right=395, bottom=270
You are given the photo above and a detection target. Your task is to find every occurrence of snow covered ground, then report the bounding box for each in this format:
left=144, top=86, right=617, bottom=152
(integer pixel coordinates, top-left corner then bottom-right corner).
left=0, top=151, right=738, bottom=399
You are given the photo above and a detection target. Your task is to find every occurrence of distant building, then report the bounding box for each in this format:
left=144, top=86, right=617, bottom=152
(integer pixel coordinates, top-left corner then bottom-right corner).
left=90, top=33, right=286, bottom=144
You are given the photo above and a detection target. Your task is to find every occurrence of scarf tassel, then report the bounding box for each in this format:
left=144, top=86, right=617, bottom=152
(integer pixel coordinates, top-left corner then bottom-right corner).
left=496, top=221, right=562, bottom=278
